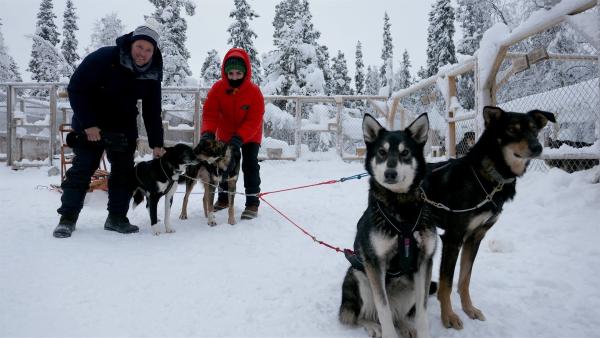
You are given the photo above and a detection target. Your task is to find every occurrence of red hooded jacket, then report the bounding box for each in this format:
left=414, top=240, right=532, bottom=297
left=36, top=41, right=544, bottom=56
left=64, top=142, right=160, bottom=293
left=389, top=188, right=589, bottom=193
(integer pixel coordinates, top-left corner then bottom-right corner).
left=201, top=48, right=265, bottom=144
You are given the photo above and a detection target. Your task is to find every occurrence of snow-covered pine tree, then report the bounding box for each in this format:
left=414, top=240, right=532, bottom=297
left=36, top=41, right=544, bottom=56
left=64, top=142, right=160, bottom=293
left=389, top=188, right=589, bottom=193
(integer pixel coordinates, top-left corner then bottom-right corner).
left=227, top=0, right=262, bottom=85
left=86, top=13, right=124, bottom=53
left=354, top=41, right=365, bottom=96
left=364, top=65, right=380, bottom=95
left=28, top=33, right=68, bottom=85
left=380, top=12, right=393, bottom=91
left=0, top=19, right=22, bottom=82
left=200, top=49, right=221, bottom=88
left=264, top=0, right=325, bottom=97
left=149, top=0, right=196, bottom=87
left=28, top=0, right=60, bottom=84
left=456, top=0, right=492, bottom=109
left=425, top=0, right=457, bottom=77
left=330, top=50, right=352, bottom=95
left=61, top=0, right=79, bottom=76
left=316, top=44, right=332, bottom=95
left=393, top=49, right=412, bottom=91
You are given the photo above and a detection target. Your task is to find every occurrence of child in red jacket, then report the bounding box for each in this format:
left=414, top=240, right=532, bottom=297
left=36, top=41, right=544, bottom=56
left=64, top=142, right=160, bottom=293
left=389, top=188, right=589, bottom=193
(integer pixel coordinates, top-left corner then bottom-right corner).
left=200, top=48, right=265, bottom=219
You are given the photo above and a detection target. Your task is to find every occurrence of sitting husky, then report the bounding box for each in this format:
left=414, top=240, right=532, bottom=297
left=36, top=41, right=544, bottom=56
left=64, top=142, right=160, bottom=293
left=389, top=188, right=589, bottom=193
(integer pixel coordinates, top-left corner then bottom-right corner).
left=421, top=106, right=555, bottom=329
left=132, top=144, right=197, bottom=235
left=339, top=113, right=436, bottom=338
left=179, top=139, right=241, bottom=226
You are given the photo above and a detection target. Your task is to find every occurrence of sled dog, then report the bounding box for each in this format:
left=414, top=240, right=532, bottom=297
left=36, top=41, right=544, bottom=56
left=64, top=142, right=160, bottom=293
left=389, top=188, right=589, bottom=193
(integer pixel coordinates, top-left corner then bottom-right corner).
left=421, top=106, right=555, bottom=329
left=132, top=144, right=197, bottom=235
left=339, top=113, right=436, bottom=338
left=179, top=139, right=241, bottom=226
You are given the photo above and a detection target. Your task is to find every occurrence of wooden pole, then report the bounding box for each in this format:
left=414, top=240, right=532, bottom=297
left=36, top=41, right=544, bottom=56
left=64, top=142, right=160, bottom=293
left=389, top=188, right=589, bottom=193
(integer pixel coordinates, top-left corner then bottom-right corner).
left=295, top=99, right=302, bottom=159
left=49, top=84, right=57, bottom=166
left=6, top=85, right=13, bottom=165
left=193, top=90, right=201, bottom=145
left=447, top=76, right=458, bottom=158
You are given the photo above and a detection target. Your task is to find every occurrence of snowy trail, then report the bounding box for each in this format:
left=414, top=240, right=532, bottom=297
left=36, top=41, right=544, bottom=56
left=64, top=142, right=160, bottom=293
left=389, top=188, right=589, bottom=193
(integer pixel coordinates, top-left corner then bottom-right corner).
left=1, top=160, right=599, bottom=337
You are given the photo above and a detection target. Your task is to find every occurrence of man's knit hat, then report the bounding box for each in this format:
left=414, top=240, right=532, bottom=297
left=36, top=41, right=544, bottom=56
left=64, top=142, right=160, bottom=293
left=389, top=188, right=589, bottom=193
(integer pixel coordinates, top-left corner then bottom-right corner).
left=132, top=18, right=160, bottom=49
left=224, top=57, right=246, bottom=74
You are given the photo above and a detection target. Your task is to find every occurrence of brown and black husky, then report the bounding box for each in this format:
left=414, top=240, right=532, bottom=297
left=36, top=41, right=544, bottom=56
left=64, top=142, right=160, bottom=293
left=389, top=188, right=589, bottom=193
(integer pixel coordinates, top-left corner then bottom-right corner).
left=421, top=106, right=555, bottom=329
left=339, top=113, right=436, bottom=338
left=179, top=139, right=241, bottom=226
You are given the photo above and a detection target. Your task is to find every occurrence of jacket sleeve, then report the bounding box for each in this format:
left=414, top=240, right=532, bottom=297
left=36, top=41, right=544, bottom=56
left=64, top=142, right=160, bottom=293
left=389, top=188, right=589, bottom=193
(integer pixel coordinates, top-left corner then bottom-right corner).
left=201, top=83, right=221, bottom=134
left=141, top=80, right=164, bottom=148
left=67, top=51, right=105, bottom=130
left=236, top=86, right=265, bottom=143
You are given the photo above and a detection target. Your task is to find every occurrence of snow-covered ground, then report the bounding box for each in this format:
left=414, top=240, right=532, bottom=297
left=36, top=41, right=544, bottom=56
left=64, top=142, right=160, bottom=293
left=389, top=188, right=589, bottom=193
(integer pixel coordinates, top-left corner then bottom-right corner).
left=1, top=159, right=600, bottom=337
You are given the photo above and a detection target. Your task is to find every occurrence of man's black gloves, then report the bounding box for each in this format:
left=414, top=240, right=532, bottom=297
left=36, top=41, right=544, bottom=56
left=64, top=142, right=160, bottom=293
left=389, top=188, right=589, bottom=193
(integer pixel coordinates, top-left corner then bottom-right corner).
left=229, top=135, right=243, bottom=150
left=200, top=132, right=215, bottom=141
left=66, top=131, right=128, bottom=152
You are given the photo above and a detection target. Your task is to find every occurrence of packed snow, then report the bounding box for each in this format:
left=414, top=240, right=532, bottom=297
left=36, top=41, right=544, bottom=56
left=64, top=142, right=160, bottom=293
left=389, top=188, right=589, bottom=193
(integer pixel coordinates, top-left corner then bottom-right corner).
left=1, top=157, right=599, bottom=337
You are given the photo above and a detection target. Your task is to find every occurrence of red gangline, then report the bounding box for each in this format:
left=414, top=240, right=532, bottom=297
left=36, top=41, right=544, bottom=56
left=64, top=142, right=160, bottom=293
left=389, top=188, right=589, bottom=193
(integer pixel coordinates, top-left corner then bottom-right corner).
left=258, top=194, right=354, bottom=256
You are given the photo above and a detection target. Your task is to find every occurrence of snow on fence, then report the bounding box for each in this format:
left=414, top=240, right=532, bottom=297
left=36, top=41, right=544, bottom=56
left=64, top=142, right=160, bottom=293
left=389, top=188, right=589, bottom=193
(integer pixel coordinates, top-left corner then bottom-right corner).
left=390, top=0, right=600, bottom=172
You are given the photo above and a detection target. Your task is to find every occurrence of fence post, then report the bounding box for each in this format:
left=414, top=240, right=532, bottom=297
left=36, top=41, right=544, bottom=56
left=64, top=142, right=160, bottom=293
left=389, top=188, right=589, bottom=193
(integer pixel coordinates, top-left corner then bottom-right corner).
left=6, top=84, right=13, bottom=165
left=295, top=98, right=302, bottom=159
left=193, top=90, right=201, bottom=145
left=334, top=96, right=343, bottom=156
left=49, top=84, right=57, bottom=166
left=447, top=76, right=458, bottom=158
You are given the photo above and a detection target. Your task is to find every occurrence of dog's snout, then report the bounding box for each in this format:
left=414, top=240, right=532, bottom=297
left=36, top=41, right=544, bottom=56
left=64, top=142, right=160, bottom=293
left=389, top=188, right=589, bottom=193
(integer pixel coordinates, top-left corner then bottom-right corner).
left=384, top=169, right=397, bottom=181
left=530, top=142, right=543, bottom=156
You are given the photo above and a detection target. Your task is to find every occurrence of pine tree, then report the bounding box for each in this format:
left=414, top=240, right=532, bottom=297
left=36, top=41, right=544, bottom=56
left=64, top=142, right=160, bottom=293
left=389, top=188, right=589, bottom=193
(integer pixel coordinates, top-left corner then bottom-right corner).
left=316, top=44, right=332, bottom=95
left=61, top=0, right=79, bottom=75
left=354, top=41, right=365, bottom=95
left=227, top=0, right=262, bottom=84
left=330, top=50, right=352, bottom=95
left=456, top=0, right=492, bottom=56
left=28, top=33, right=67, bottom=84
left=29, top=0, right=60, bottom=83
left=87, top=12, right=124, bottom=53
left=364, top=65, right=380, bottom=95
left=380, top=12, right=393, bottom=88
left=425, top=0, right=457, bottom=77
left=393, top=49, right=412, bottom=91
left=264, top=0, right=325, bottom=96
left=0, top=19, right=22, bottom=82
left=149, top=0, right=196, bottom=86
left=200, top=49, right=221, bottom=87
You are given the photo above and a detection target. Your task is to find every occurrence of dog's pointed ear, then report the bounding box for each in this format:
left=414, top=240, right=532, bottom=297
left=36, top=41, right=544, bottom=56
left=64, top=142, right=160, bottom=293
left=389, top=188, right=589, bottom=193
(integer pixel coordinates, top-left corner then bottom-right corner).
left=528, top=109, right=556, bottom=128
left=363, top=113, right=384, bottom=143
left=483, top=106, right=504, bottom=128
left=406, top=113, right=429, bottom=145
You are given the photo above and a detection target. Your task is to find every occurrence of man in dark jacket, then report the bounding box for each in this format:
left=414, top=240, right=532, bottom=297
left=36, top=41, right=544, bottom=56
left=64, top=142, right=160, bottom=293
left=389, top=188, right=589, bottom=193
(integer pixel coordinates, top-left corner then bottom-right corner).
left=53, top=20, right=165, bottom=238
left=200, top=48, right=265, bottom=220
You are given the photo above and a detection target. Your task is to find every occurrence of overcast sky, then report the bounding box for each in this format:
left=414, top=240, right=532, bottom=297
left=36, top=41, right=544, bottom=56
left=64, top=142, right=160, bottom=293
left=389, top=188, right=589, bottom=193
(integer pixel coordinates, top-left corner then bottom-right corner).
left=0, top=0, right=440, bottom=82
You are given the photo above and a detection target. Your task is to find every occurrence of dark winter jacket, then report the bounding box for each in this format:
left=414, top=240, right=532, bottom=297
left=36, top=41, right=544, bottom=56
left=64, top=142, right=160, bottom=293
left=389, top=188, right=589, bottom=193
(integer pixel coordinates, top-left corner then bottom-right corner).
left=67, top=32, right=164, bottom=148
left=201, top=48, right=264, bottom=144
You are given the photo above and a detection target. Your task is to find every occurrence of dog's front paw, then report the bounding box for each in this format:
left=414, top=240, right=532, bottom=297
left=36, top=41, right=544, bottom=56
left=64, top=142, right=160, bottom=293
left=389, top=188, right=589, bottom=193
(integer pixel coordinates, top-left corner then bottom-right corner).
left=398, top=326, right=416, bottom=338
left=228, top=217, right=236, bottom=226
left=165, top=227, right=176, bottom=234
left=363, top=323, right=382, bottom=338
left=207, top=214, right=217, bottom=227
left=151, top=225, right=161, bottom=236
left=179, top=213, right=188, bottom=220
left=441, top=310, right=463, bottom=330
left=463, top=305, right=486, bottom=321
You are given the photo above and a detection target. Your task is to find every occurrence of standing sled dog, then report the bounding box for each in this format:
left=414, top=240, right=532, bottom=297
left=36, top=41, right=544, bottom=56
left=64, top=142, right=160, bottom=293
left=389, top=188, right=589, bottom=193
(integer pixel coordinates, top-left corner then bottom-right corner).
left=179, top=139, right=241, bottom=226
left=339, top=113, right=436, bottom=338
left=132, top=144, right=197, bottom=235
left=421, top=106, right=555, bottom=329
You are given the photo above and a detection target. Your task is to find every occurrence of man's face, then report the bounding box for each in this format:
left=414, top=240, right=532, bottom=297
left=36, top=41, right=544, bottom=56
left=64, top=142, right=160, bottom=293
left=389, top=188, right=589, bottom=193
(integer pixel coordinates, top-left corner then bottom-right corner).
left=131, top=40, right=154, bottom=66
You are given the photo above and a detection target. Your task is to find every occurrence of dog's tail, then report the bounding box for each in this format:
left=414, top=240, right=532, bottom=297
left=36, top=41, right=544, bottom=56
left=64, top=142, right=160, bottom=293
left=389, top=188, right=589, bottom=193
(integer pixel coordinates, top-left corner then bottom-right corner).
left=132, top=188, right=144, bottom=208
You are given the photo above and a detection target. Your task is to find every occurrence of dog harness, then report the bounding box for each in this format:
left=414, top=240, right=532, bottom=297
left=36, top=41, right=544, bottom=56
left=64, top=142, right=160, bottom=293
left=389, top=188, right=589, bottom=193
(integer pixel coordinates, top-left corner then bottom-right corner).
left=345, top=203, right=421, bottom=278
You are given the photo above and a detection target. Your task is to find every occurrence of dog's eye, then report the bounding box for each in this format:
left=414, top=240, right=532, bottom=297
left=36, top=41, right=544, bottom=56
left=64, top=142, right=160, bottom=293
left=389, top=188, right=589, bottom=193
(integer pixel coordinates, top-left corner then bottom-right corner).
left=378, top=148, right=387, bottom=157
left=400, top=149, right=409, bottom=157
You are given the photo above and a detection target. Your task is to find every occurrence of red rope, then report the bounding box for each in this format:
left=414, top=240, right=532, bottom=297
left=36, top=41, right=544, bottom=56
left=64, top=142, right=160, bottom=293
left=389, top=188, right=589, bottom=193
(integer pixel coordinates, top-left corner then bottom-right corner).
left=258, top=179, right=339, bottom=197
left=258, top=194, right=354, bottom=255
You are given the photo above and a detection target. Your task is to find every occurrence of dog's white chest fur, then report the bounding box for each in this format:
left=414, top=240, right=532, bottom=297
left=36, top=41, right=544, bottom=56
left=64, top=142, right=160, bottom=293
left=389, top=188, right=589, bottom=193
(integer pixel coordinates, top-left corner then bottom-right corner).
left=464, top=211, right=494, bottom=240
left=370, top=231, right=398, bottom=259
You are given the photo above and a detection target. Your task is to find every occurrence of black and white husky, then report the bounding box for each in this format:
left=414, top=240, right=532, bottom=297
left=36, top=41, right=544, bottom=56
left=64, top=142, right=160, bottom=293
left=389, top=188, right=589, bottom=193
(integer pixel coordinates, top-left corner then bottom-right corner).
left=339, top=113, right=436, bottom=338
left=132, top=144, right=197, bottom=235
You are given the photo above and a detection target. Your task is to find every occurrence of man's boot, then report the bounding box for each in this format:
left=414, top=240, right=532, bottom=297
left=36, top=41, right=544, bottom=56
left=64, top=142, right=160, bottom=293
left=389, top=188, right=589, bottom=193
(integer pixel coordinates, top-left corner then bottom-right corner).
left=104, top=213, right=139, bottom=234
left=53, top=214, right=79, bottom=238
